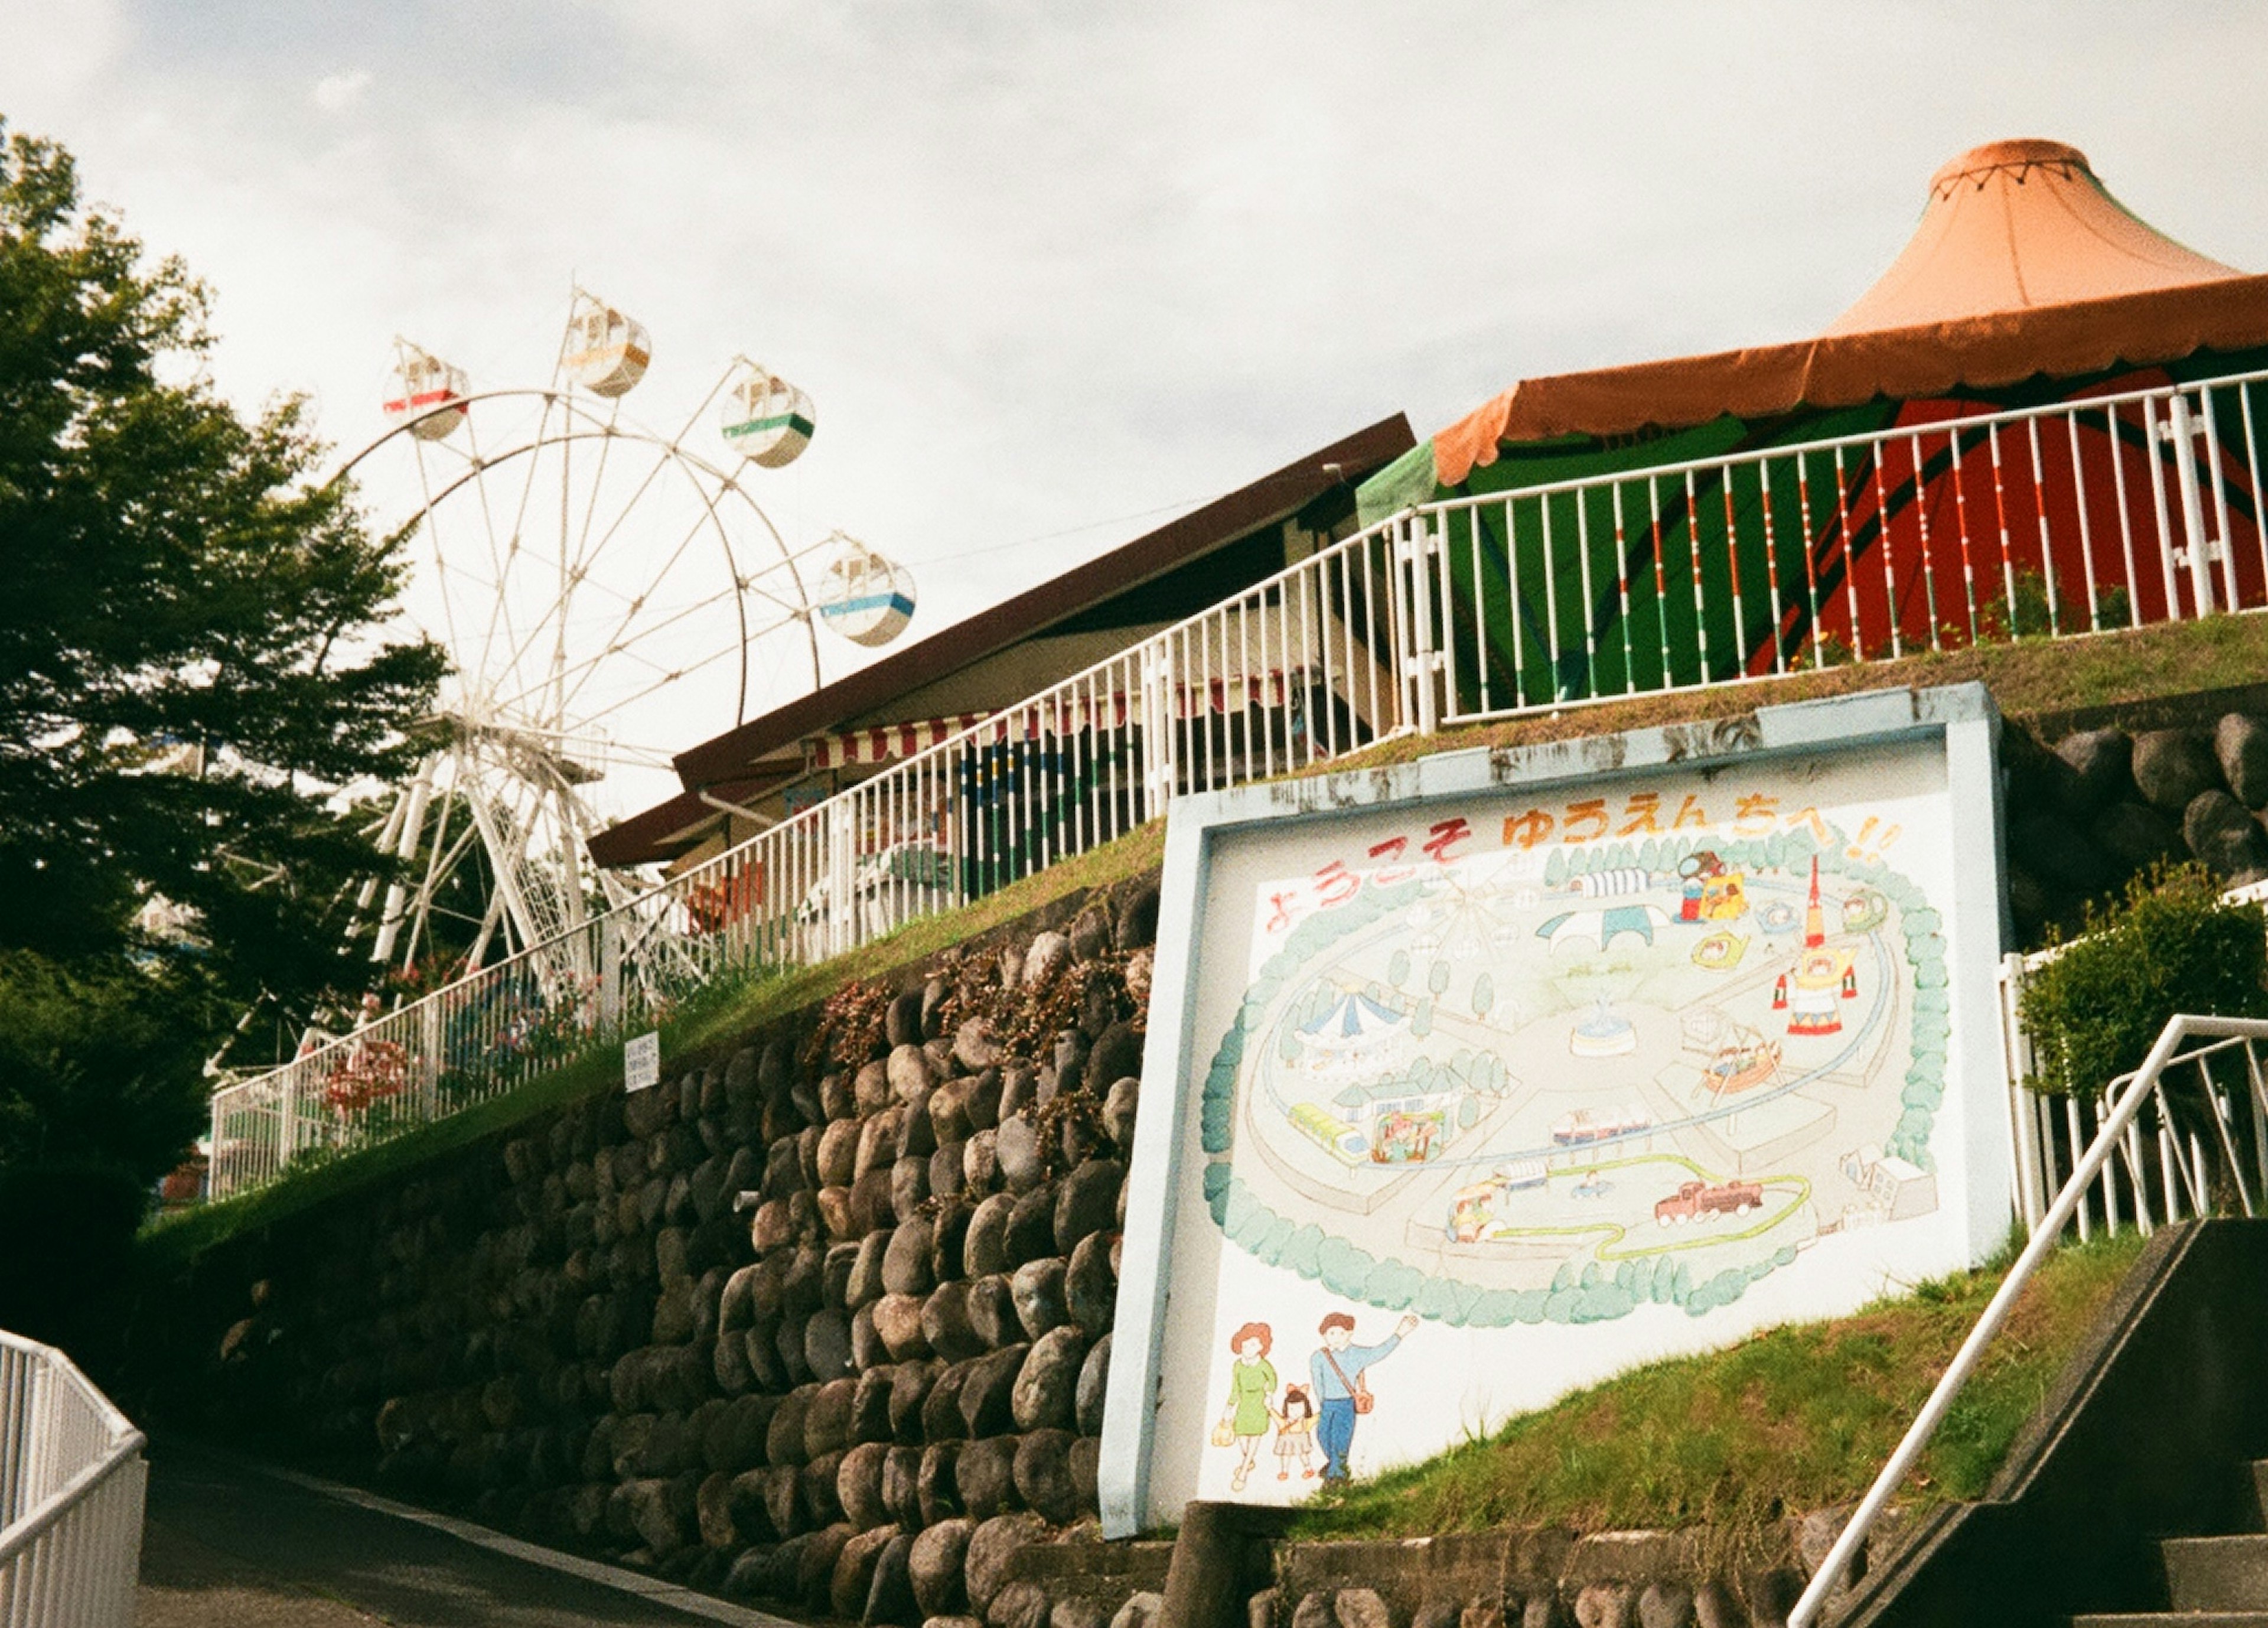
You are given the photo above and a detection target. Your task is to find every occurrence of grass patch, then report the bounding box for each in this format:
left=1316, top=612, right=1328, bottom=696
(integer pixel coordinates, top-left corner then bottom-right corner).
left=1351, top=614, right=2268, bottom=769
left=148, top=615, right=2265, bottom=1266
left=145, top=823, right=1166, bottom=1269
left=1290, top=1229, right=2145, bottom=1557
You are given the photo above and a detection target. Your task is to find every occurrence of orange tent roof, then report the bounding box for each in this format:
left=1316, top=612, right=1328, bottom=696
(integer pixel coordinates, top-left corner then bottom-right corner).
left=1824, top=139, right=2241, bottom=334
left=1429, top=141, right=2266, bottom=488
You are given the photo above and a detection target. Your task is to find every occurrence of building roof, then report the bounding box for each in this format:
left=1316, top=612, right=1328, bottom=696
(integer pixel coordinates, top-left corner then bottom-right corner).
left=1298, top=991, right=1409, bottom=1041
left=1824, top=139, right=2243, bottom=334
left=587, top=412, right=1414, bottom=868
left=1416, top=141, right=2265, bottom=489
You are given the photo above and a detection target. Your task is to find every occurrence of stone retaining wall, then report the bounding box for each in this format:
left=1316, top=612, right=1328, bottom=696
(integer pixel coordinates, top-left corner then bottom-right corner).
left=2005, top=711, right=2268, bottom=943
left=167, top=872, right=1165, bottom=1627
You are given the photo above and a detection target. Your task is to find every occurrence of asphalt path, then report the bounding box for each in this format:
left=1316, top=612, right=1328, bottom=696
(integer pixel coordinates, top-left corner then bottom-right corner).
left=138, top=1437, right=797, bottom=1628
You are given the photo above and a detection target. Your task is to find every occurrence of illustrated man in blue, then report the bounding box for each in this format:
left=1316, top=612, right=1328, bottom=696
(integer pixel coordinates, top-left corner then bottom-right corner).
left=1308, top=1310, right=1419, bottom=1482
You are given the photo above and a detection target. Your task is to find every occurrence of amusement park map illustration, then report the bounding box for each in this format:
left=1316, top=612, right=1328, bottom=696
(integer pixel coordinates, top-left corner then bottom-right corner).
left=1129, top=725, right=2001, bottom=1517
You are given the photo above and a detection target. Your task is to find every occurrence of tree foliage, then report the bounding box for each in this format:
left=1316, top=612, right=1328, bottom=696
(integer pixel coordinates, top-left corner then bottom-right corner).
left=0, top=126, right=443, bottom=1002
left=0, top=122, right=445, bottom=1196
left=2018, top=862, right=2268, bottom=1098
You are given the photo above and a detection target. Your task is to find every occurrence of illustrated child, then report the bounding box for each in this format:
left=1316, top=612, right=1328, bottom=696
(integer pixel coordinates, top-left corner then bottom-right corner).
left=1273, top=1383, right=1318, bottom=1480
left=1217, top=1321, right=1277, bottom=1492
left=1309, top=1310, right=1419, bottom=1482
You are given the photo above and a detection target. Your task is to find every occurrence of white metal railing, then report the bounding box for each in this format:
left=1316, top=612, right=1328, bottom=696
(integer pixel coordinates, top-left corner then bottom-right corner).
left=1995, top=877, right=2268, bottom=1240
left=1790, top=1014, right=2268, bottom=1628
left=208, top=366, right=2268, bottom=1202
left=0, top=1333, right=146, bottom=1627
left=206, top=516, right=1409, bottom=1197
left=1402, top=369, right=2268, bottom=723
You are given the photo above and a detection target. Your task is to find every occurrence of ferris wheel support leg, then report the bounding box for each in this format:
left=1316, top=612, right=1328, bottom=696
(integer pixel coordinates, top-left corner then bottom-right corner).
left=465, top=888, right=508, bottom=973
left=372, top=758, right=439, bottom=970
left=340, top=784, right=416, bottom=961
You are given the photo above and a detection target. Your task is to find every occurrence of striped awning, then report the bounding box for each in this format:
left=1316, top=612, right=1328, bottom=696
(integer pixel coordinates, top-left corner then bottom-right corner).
left=807, top=714, right=994, bottom=769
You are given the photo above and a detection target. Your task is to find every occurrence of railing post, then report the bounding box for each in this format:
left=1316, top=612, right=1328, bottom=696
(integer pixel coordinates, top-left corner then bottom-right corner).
left=278, top=1070, right=300, bottom=1174
left=1396, top=512, right=1442, bottom=736
left=22, top=1359, right=50, bottom=1508
left=207, top=1093, right=226, bottom=1202
left=1999, top=952, right=2045, bottom=1233
left=826, top=797, right=855, bottom=960
left=2169, top=393, right=2220, bottom=614
left=1139, top=640, right=1177, bottom=818
left=419, top=998, right=443, bottom=1122
left=598, top=914, right=623, bottom=1028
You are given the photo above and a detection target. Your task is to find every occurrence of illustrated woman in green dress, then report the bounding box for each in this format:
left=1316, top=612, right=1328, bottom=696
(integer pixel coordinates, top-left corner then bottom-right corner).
left=1218, top=1321, right=1278, bottom=1492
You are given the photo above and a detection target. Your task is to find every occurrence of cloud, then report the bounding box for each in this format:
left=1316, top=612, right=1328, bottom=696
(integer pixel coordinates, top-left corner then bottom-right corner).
left=311, top=67, right=372, bottom=113
left=4, top=0, right=2267, bottom=823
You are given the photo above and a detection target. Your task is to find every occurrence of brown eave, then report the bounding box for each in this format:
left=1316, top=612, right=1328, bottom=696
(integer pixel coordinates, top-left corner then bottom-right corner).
left=584, top=774, right=781, bottom=870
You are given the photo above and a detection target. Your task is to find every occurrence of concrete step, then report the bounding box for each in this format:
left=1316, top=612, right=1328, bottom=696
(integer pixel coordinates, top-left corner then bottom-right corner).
left=2250, top=1460, right=2268, bottom=1529
left=2166, top=1536, right=2268, bottom=1611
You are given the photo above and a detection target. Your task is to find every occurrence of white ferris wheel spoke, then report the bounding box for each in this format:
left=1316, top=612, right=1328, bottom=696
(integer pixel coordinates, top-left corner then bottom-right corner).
left=545, top=496, right=727, bottom=711
left=484, top=389, right=567, bottom=701
left=408, top=438, right=468, bottom=676
left=492, top=575, right=762, bottom=724
left=458, top=406, right=524, bottom=701
left=331, top=345, right=832, bottom=1005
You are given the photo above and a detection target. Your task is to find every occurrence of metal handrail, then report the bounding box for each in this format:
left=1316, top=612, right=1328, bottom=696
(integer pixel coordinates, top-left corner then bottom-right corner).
left=206, top=503, right=1412, bottom=1197
left=1996, top=882, right=2268, bottom=1239
left=1401, top=367, right=2268, bottom=727
left=1790, top=1013, right=2268, bottom=1628
left=0, top=1437, right=146, bottom=1568
left=1410, top=363, right=2268, bottom=517
left=0, top=1330, right=148, bottom=1627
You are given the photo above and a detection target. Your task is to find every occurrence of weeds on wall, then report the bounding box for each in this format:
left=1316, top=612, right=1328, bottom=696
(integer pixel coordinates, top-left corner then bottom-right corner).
left=2018, top=862, right=2268, bottom=1099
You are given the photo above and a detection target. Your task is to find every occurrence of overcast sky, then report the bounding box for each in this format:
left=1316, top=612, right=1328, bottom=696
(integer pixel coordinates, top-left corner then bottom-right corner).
left=5, top=2, right=2266, bottom=809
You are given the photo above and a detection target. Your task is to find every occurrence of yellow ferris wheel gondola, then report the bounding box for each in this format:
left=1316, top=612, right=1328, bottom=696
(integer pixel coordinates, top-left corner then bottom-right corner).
left=561, top=288, right=650, bottom=398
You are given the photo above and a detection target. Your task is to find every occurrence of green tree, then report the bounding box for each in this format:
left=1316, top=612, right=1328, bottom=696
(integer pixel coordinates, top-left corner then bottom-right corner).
left=0, top=123, right=444, bottom=1207
left=2019, top=863, right=2268, bottom=1097
left=0, top=125, right=442, bottom=1011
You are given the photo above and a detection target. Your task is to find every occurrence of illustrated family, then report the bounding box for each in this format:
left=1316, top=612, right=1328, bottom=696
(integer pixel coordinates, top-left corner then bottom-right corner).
left=1214, top=1311, right=1419, bottom=1491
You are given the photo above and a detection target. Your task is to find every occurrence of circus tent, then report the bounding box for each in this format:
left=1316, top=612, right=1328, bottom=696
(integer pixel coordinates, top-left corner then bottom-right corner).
left=1358, top=141, right=2268, bottom=698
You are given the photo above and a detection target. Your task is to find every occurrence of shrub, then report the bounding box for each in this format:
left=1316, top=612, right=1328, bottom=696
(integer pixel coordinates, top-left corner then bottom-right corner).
left=2018, top=863, right=2268, bottom=1097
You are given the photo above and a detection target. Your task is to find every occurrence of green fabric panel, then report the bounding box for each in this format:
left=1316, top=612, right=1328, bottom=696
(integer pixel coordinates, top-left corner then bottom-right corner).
left=1462, top=418, right=1753, bottom=497
left=1430, top=404, right=1902, bottom=708
left=2166, top=343, right=2268, bottom=387
left=1355, top=438, right=1443, bottom=526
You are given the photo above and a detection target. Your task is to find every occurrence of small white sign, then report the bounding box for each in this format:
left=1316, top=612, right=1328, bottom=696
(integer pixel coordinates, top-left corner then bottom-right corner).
left=624, top=1031, right=661, bottom=1093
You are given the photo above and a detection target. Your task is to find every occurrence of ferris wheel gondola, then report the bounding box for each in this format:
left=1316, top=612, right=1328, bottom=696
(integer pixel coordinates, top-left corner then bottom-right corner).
left=562, top=289, right=651, bottom=398
left=720, top=361, right=816, bottom=467
left=816, top=532, right=916, bottom=647
left=383, top=339, right=469, bottom=440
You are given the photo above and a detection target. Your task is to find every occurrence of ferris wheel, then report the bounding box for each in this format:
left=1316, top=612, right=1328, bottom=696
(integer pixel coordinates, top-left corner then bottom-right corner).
left=334, top=288, right=913, bottom=999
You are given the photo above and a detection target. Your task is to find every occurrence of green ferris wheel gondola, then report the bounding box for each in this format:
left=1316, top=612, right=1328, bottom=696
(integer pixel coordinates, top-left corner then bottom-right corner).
left=721, top=360, right=817, bottom=468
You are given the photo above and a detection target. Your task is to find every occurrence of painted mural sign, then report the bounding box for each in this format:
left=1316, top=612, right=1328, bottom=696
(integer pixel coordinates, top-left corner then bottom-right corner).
left=1103, top=688, right=2008, bottom=1532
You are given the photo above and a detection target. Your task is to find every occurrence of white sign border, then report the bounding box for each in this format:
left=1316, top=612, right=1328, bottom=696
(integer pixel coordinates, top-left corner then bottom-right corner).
left=1098, top=682, right=2010, bottom=1536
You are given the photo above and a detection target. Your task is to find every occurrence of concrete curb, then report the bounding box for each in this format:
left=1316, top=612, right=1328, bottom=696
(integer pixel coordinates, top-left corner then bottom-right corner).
left=189, top=1447, right=801, bottom=1628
